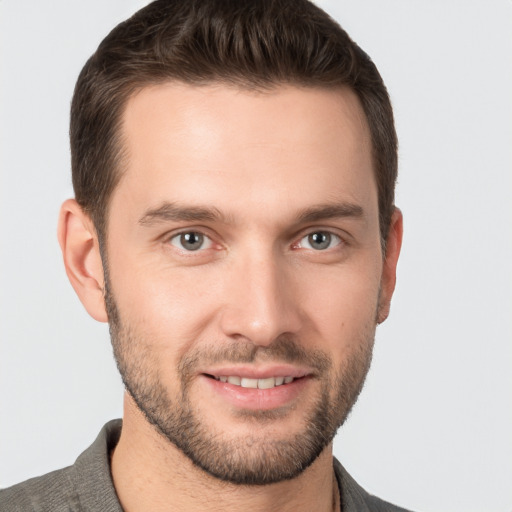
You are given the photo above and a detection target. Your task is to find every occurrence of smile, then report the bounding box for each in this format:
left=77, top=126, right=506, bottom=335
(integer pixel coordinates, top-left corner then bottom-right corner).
left=202, top=371, right=310, bottom=410
left=210, top=375, right=297, bottom=389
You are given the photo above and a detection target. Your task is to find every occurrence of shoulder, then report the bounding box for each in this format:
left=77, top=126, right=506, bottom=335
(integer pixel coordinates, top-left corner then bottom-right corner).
left=334, top=458, right=414, bottom=512
left=0, top=420, right=123, bottom=512
left=0, top=465, right=79, bottom=512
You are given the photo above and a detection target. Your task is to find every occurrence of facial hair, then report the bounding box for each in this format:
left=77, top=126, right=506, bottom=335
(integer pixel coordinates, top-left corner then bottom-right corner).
left=104, top=277, right=375, bottom=486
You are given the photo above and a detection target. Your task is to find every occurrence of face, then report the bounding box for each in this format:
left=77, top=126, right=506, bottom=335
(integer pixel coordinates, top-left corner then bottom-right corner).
left=104, top=83, right=388, bottom=484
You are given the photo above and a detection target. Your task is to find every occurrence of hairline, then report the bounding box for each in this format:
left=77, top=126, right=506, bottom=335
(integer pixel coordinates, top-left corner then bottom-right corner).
left=94, top=78, right=389, bottom=253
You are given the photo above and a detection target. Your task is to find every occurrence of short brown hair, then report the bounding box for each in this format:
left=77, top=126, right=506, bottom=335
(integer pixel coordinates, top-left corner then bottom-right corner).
left=71, top=0, right=397, bottom=247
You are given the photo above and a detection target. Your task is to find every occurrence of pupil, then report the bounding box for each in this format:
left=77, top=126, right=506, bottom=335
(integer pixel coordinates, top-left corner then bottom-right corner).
left=181, top=232, right=203, bottom=250
left=309, top=232, right=330, bottom=250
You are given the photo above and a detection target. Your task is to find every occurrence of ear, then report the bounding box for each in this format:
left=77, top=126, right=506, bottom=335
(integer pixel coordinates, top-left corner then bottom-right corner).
left=377, top=207, right=403, bottom=324
left=57, top=199, right=108, bottom=322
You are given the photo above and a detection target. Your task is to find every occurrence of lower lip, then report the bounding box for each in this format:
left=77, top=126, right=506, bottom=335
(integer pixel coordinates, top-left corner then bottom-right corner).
left=201, top=375, right=310, bottom=411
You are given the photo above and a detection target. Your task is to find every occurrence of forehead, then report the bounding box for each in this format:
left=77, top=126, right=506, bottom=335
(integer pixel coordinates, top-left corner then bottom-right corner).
left=115, top=82, right=376, bottom=224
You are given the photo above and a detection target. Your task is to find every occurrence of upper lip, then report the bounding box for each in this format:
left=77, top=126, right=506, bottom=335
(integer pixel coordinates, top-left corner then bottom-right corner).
left=201, top=364, right=313, bottom=379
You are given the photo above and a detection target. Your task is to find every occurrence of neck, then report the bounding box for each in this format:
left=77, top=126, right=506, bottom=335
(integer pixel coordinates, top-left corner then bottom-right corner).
left=111, top=394, right=339, bottom=512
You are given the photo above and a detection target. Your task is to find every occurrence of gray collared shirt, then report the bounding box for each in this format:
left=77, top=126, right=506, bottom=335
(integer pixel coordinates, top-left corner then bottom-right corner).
left=0, top=419, right=412, bottom=511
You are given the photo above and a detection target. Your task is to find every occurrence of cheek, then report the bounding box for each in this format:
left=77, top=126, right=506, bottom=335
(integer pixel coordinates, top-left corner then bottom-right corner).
left=298, top=260, right=381, bottom=346
left=110, top=261, right=222, bottom=352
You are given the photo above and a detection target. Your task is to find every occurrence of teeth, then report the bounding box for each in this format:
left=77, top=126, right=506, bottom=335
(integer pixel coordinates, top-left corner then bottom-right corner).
left=241, top=378, right=258, bottom=389
left=215, top=375, right=295, bottom=389
left=257, top=377, right=276, bottom=389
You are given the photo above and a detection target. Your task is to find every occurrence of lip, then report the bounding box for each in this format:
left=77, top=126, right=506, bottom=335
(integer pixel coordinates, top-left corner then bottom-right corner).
left=199, top=365, right=313, bottom=411
left=200, top=364, right=313, bottom=380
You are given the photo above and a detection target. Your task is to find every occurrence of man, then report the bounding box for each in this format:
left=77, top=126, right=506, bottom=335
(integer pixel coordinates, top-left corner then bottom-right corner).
left=1, top=0, right=407, bottom=510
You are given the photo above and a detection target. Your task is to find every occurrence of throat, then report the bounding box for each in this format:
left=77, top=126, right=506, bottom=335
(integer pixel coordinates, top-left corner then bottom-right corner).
left=114, top=393, right=337, bottom=512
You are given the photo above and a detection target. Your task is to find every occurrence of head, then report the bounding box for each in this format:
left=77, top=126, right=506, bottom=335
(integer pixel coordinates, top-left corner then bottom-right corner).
left=59, top=0, right=402, bottom=486
left=70, top=0, right=397, bottom=249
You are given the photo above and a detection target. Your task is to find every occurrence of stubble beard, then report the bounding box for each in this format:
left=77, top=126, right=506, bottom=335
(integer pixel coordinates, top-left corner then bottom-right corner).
left=104, top=280, right=375, bottom=486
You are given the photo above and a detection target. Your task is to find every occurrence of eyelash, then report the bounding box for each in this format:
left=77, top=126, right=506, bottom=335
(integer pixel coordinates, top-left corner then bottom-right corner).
left=294, top=231, right=343, bottom=251
left=168, top=231, right=213, bottom=252
left=166, top=229, right=345, bottom=253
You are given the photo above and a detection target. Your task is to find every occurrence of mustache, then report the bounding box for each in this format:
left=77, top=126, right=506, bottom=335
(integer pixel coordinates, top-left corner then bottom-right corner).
left=178, top=336, right=332, bottom=376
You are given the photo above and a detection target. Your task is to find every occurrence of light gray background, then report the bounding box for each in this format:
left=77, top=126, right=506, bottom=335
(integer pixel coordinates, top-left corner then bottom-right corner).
left=1, top=1, right=511, bottom=511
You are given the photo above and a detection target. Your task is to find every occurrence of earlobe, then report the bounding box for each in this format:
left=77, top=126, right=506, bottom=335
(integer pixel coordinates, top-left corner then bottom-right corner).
left=57, top=199, right=108, bottom=322
left=377, top=207, right=403, bottom=324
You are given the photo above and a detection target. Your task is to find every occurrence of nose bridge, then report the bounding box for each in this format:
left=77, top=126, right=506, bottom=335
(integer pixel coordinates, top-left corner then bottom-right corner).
left=220, top=245, right=301, bottom=346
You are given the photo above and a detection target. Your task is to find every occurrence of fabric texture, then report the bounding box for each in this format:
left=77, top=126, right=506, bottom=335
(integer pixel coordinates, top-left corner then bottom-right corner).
left=1, top=419, right=412, bottom=511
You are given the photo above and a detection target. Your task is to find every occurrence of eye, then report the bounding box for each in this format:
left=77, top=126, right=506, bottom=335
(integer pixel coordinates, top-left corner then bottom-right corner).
left=169, top=231, right=213, bottom=251
left=298, top=231, right=342, bottom=251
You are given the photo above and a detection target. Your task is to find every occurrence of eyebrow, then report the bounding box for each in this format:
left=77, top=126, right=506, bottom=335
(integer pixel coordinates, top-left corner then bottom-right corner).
left=138, top=201, right=365, bottom=227
left=138, top=202, right=226, bottom=226
left=296, top=203, right=365, bottom=224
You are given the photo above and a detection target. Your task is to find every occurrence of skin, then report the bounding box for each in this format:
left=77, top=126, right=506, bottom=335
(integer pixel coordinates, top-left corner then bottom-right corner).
left=58, top=83, right=402, bottom=512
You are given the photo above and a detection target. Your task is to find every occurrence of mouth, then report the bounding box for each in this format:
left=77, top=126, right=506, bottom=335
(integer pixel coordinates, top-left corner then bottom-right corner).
left=200, top=368, right=312, bottom=411
left=204, top=374, right=300, bottom=389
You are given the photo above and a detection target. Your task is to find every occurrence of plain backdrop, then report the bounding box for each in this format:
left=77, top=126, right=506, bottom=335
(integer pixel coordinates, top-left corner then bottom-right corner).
left=1, top=1, right=511, bottom=511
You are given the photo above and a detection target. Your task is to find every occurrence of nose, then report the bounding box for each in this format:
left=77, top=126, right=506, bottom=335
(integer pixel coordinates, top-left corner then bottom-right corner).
left=219, top=251, right=303, bottom=347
